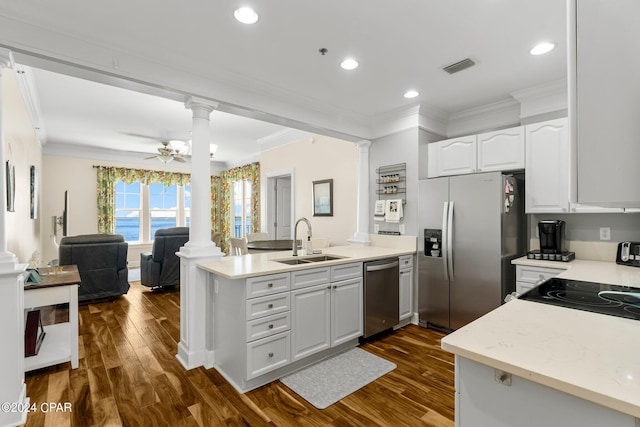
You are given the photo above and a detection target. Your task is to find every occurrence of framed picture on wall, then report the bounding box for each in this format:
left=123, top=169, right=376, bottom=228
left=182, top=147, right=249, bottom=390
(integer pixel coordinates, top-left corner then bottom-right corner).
left=6, top=160, right=14, bottom=212
left=312, top=179, right=333, bottom=217
left=30, top=165, right=38, bottom=219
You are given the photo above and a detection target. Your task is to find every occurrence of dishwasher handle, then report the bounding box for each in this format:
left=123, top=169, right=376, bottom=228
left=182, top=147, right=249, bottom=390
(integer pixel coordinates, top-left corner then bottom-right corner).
left=365, top=259, right=399, bottom=272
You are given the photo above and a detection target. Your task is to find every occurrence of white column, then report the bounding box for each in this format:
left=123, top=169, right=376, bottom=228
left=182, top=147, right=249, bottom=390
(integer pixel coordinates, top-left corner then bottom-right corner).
left=348, top=140, right=372, bottom=246
left=176, top=97, right=224, bottom=370
left=0, top=48, right=29, bottom=427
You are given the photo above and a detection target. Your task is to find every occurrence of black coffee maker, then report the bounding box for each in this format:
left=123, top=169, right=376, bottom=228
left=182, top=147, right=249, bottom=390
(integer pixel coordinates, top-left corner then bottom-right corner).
left=539, top=220, right=566, bottom=254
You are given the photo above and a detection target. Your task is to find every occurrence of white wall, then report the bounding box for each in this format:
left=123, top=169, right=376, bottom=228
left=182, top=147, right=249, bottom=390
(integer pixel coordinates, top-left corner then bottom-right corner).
left=4, top=69, right=42, bottom=264
left=260, top=136, right=358, bottom=247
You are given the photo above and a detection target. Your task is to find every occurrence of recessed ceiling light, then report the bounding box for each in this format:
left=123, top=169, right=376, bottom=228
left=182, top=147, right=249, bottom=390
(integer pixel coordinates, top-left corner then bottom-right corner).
left=404, top=90, right=419, bottom=99
left=340, top=58, right=359, bottom=70
left=234, top=7, right=259, bottom=24
left=530, top=42, right=555, bottom=56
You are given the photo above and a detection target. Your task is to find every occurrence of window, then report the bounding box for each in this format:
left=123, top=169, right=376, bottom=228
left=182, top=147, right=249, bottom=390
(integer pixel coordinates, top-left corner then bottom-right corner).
left=232, top=180, right=252, bottom=238
left=115, top=181, right=141, bottom=242
left=115, top=180, right=190, bottom=243
left=149, top=183, right=177, bottom=238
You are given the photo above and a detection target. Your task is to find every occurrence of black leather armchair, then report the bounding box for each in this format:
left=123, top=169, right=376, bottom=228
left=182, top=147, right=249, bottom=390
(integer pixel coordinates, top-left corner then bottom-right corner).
left=140, top=227, right=189, bottom=288
left=59, top=234, right=130, bottom=302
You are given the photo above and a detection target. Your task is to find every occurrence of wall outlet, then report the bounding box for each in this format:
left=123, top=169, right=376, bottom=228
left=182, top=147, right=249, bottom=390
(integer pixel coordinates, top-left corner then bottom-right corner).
left=600, top=227, right=611, bottom=241
left=374, top=224, right=380, bottom=233
left=399, top=224, right=405, bottom=234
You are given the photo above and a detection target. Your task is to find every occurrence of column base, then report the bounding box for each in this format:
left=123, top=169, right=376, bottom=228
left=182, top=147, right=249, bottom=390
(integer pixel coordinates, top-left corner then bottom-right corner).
left=347, top=232, right=371, bottom=246
left=176, top=245, right=224, bottom=371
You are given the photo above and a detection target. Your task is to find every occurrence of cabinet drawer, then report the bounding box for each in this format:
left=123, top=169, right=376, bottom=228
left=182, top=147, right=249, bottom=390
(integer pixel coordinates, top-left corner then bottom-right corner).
left=516, top=281, right=535, bottom=295
left=246, top=293, right=290, bottom=320
left=330, top=262, right=362, bottom=282
left=246, top=273, right=290, bottom=299
left=246, top=331, right=290, bottom=379
left=515, top=265, right=564, bottom=285
left=246, top=312, right=290, bottom=343
left=292, top=267, right=330, bottom=289
left=399, top=255, right=413, bottom=270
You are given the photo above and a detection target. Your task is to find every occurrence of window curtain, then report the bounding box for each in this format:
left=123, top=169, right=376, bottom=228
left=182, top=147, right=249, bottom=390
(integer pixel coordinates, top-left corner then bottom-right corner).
left=95, top=166, right=191, bottom=234
left=211, top=175, right=221, bottom=236
left=220, top=162, right=260, bottom=252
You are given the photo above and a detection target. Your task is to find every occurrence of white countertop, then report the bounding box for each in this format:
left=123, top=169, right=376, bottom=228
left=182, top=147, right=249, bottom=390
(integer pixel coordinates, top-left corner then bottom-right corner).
left=198, top=244, right=416, bottom=279
left=443, top=258, right=640, bottom=418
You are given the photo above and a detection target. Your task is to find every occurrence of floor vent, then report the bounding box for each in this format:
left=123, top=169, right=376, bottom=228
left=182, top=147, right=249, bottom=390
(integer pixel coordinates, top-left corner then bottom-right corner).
left=442, top=58, right=476, bottom=74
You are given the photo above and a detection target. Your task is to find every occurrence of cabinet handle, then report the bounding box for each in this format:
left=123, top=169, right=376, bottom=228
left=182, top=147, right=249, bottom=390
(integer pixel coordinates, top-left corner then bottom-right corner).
left=267, top=283, right=273, bottom=288
left=268, top=352, right=274, bottom=358
left=267, top=303, right=273, bottom=309
left=268, top=324, right=274, bottom=329
left=333, top=285, right=337, bottom=289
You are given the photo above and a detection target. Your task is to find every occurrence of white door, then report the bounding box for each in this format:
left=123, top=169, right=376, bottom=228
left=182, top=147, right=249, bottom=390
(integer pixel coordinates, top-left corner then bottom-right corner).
left=524, top=118, right=571, bottom=213
left=275, top=177, right=292, bottom=240
left=477, top=126, right=525, bottom=172
left=331, top=278, right=363, bottom=346
left=428, top=135, right=477, bottom=177
left=291, top=284, right=331, bottom=361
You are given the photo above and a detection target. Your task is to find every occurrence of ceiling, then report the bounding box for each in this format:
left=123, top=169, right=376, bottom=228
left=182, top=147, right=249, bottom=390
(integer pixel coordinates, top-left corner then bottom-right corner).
left=0, top=0, right=567, bottom=167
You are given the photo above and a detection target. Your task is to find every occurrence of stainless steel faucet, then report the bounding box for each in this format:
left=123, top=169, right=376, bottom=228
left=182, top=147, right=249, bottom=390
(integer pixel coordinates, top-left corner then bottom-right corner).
left=292, top=217, right=312, bottom=256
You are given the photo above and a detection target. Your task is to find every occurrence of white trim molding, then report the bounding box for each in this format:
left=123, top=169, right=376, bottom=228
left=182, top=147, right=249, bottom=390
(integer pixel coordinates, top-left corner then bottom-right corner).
left=510, top=79, right=568, bottom=119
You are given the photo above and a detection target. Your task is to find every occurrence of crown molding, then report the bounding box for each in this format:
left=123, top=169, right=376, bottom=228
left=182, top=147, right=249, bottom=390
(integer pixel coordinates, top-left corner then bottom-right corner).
left=12, top=64, right=47, bottom=146
left=510, top=78, right=567, bottom=119
left=370, top=102, right=448, bottom=140
left=447, top=98, right=521, bottom=137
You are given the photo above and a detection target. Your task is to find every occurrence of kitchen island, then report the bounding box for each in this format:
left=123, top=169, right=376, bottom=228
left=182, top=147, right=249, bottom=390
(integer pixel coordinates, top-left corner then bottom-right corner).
left=197, top=236, right=416, bottom=393
left=441, top=259, right=640, bottom=426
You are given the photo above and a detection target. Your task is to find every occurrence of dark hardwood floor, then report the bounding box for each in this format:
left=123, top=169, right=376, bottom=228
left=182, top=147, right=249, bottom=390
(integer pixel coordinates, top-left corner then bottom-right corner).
left=23, top=281, right=455, bottom=427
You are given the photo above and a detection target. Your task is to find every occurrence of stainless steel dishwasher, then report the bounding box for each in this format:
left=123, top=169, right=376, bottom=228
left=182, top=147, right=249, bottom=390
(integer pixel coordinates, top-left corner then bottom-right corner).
left=363, top=258, right=400, bottom=338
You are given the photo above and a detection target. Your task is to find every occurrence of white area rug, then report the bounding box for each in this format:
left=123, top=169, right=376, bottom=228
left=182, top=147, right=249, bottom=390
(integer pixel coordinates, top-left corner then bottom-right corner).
left=280, top=348, right=396, bottom=409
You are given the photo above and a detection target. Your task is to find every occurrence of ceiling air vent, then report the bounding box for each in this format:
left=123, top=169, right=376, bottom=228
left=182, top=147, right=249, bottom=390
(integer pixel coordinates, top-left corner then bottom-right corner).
left=442, top=58, right=476, bottom=75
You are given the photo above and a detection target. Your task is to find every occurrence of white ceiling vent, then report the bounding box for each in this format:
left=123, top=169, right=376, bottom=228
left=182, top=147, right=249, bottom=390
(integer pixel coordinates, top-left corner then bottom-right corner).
left=442, top=58, right=476, bottom=74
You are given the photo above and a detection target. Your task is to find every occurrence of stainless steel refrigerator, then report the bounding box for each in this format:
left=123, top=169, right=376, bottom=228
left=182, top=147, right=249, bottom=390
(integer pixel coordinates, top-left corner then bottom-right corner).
left=418, top=171, right=525, bottom=331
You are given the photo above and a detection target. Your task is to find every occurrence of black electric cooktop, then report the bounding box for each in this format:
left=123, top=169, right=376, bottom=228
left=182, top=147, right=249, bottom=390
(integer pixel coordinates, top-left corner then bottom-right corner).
left=519, top=277, right=640, bottom=321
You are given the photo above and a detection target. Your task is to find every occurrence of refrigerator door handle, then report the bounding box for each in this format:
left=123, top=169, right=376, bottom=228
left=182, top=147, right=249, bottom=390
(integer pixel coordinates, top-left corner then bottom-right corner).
left=447, top=201, right=454, bottom=280
left=442, top=201, right=449, bottom=282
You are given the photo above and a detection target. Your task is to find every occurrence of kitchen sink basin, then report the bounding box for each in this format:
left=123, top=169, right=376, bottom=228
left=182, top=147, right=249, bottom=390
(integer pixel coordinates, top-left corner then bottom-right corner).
left=274, top=255, right=345, bottom=265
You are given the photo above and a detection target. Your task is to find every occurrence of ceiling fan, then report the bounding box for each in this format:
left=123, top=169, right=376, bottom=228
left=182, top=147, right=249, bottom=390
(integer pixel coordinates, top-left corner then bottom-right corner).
left=144, top=140, right=189, bottom=164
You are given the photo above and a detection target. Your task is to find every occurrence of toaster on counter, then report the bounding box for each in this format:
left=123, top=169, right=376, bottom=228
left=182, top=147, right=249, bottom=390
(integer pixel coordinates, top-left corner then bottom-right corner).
left=616, top=242, right=640, bottom=267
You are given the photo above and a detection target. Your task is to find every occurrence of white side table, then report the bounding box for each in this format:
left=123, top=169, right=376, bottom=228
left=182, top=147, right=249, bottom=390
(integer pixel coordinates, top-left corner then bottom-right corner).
left=23, top=265, right=79, bottom=371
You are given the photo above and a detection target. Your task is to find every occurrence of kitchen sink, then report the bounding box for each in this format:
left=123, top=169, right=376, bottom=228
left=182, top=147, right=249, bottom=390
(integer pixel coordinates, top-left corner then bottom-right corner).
left=274, top=255, right=345, bottom=265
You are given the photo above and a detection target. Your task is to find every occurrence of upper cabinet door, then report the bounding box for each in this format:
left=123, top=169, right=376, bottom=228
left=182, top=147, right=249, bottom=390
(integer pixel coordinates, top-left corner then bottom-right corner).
left=428, top=135, right=477, bottom=178
left=525, top=118, right=572, bottom=213
left=573, top=0, right=640, bottom=208
left=477, top=126, right=525, bottom=172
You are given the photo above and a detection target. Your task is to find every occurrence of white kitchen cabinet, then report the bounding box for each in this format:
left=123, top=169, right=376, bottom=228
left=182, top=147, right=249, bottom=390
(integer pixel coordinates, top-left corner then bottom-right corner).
left=427, top=135, right=477, bottom=178
left=456, top=356, right=635, bottom=427
left=428, top=126, right=525, bottom=178
left=291, top=263, right=363, bottom=360
left=477, top=126, right=525, bottom=172
left=572, top=0, right=640, bottom=208
left=331, top=277, right=363, bottom=346
left=524, top=118, right=573, bottom=213
left=399, top=255, right=413, bottom=321
left=515, top=265, right=564, bottom=295
left=291, top=283, right=331, bottom=361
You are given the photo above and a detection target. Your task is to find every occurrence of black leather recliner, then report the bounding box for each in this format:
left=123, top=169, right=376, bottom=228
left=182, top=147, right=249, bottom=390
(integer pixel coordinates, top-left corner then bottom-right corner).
left=59, top=234, right=130, bottom=302
left=140, top=227, right=189, bottom=288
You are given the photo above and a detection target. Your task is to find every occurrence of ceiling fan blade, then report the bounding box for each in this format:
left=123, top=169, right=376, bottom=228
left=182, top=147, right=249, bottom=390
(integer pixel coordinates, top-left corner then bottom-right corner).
left=144, top=155, right=158, bottom=160
left=174, top=156, right=186, bottom=163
